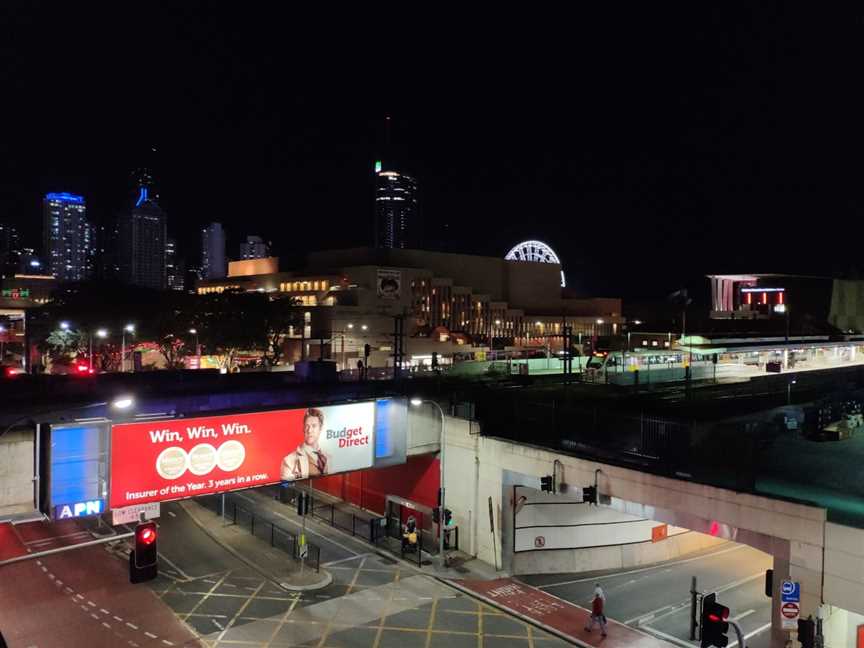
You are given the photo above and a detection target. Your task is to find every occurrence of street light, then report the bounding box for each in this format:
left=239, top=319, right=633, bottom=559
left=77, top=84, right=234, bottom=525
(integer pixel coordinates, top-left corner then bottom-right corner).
left=0, top=324, right=5, bottom=362
left=361, top=324, right=368, bottom=331
left=347, top=323, right=354, bottom=330
left=410, top=397, right=448, bottom=567
left=90, top=328, right=108, bottom=372
left=59, top=321, right=70, bottom=331
left=122, top=324, right=135, bottom=373
left=787, top=378, right=797, bottom=405
left=189, top=329, right=200, bottom=367
left=111, top=395, right=135, bottom=410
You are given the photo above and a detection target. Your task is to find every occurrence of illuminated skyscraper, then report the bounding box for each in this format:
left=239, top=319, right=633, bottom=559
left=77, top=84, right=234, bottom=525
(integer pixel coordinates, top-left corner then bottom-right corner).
left=42, top=192, right=94, bottom=281
left=374, top=161, right=420, bottom=249
left=117, top=170, right=167, bottom=290
left=201, top=222, right=227, bottom=279
left=239, top=235, right=269, bottom=260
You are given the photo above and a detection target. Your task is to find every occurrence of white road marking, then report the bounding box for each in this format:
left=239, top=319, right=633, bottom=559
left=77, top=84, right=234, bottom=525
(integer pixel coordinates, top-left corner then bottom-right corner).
left=537, top=543, right=744, bottom=589
left=640, top=625, right=694, bottom=648
left=87, top=601, right=96, bottom=607
left=102, top=622, right=112, bottom=629
left=126, top=623, right=139, bottom=630
left=728, top=622, right=772, bottom=648
left=113, top=616, right=124, bottom=622
left=162, top=641, right=175, bottom=646
left=730, top=609, right=755, bottom=622
left=322, top=553, right=372, bottom=567
left=90, top=613, right=100, bottom=620
left=100, top=609, right=110, bottom=615
left=167, top=511, right=177, bottom=518
left=268, top=508, right=361, bottom=556
left=212, top=620, right=224, bottom=630
left=144, top=632, right=158, bottom=639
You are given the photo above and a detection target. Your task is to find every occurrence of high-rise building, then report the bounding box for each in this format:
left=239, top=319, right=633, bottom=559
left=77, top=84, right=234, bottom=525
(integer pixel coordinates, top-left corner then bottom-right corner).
left=201, top=222, right=227, bottom=279
left=0, top=220, right=21, bottom=277
left=166, top=238, right=185, bottom=291
left=239, top=235, right=269, bottom=260
left=117, top=171, right=167, bottom=290
left=374, top=161, right=420, bottom=249
left=42, top=192, right=94, bottom=281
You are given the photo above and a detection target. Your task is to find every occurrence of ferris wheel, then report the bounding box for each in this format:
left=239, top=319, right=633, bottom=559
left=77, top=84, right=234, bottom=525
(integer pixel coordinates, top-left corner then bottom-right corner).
left=505, top=240, right=566, bottom=287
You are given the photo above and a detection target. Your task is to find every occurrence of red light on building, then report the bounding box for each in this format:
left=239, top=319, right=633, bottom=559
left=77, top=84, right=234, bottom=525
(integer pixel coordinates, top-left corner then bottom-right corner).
left=761, top=292, right=768, bottom=305
left=778, top=291, right=784, bottom=305
left=709, top=520, right=720, bottom=536
left=746, top=292, right=752, bottom=305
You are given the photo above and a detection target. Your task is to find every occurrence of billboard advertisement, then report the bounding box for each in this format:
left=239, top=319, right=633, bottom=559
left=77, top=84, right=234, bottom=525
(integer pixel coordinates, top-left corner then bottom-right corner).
left=109, top=401, right=376, bottom=508
left=376, top=268, right=402, bottom=300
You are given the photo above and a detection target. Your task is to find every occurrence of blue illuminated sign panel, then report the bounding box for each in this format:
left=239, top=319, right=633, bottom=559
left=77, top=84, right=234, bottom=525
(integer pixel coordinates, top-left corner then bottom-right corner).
left=53, top=499, right=105, bottom=519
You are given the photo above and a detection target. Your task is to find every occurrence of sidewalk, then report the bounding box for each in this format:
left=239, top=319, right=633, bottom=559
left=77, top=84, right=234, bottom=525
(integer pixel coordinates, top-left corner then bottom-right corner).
left=180, top=499, right=332, bottom=590
left=453, top=578, right=678, bottom=648
left=258, top=485, right=502, bottom=581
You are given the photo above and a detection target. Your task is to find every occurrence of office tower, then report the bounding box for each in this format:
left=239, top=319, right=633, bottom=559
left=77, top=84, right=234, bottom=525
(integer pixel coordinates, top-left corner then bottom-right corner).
left=117, top=170, right=167, bottom=290
left=166, top=237, right=185, bottom=291
left=201, top=222, right=227, bottom=279
left=374, top=161, right=420, bottom=249
left=42, top=192, right=94, bottom=281
left=239, top=235, right=269, bottom=260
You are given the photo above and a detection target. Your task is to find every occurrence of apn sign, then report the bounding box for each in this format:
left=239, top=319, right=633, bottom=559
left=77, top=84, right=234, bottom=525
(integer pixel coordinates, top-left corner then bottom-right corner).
left=53, top=499, right=104, bottom=520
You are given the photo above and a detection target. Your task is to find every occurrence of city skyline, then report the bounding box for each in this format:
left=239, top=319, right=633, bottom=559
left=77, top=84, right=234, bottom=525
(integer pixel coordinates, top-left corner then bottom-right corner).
left=2, top=5, right=863, bottom=301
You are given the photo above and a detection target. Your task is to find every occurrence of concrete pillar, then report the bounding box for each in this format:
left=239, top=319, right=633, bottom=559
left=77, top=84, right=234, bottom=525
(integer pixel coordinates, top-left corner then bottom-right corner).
left=771, top=556, right=791, bottom=648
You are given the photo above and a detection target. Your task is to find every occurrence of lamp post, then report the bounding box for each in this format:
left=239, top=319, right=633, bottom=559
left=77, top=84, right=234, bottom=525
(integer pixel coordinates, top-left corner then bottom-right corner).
left=91, top=328, right=108, bottom=372
left=411, top=397, right=448, bottom=567
left=787, top=378, right=797, bottom=405
left=189, top=329, right=199, bottom=367
left=0, top=325, right=5, bottom=362
left=122, top=324, right=135, bottom=372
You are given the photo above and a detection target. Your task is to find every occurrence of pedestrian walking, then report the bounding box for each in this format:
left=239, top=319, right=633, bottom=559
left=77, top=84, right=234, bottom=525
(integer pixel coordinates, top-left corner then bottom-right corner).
left=584, top=588, right=608, bottom=637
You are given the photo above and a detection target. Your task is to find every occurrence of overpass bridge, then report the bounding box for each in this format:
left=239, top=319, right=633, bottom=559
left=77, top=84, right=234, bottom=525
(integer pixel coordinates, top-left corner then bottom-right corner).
left=3, top=369, right=864, bottom=646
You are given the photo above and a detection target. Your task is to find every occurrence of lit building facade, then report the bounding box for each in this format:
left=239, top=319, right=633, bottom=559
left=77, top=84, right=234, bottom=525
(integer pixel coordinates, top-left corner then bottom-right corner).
left=42, top=192, right=94, bottom=282
left=202, top=222, right=227, bottom=279
left=374, top=161, right=420, bottom=249
left=239, top=235, right=269, bottom=260
left=197, top=247, right=624, bottom=368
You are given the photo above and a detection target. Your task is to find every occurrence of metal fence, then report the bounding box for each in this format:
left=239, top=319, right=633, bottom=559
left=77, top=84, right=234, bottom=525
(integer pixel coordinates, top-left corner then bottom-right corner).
left=279, top=485, right=387, bottom=545
left=200, top=495, right=321, bottom=572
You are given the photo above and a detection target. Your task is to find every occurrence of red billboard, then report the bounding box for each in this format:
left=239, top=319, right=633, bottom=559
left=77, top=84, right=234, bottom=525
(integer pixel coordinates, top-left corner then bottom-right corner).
left=109, top=401, right=376, bottom=508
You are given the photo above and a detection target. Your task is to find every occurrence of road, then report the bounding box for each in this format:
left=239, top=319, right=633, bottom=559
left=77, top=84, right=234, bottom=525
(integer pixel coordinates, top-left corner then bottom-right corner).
left=145, top=494, right=577, bottom=647
left=519, top=542, right=773, bottom=648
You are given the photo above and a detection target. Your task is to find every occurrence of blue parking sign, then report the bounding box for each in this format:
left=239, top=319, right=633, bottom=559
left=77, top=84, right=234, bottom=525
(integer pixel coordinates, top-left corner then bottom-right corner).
left=781, top=580, right=800, bottom=603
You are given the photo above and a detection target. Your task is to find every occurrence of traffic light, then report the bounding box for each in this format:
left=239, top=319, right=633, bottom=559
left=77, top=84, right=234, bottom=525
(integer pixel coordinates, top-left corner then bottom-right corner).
left=444, top=508, right=452, bottom=525
left=540, top=475, right=554, bottom=492
left=582, top=485, right=597, bottom=504
left=296, top=492, right=310, bottom=516
left=700, top=593, right=730, bottom=648
left=797, top=618, right=815, bottom=648
left=129, top=521, right=158, bottom=583
left=364, top=343, right=371, bottom=358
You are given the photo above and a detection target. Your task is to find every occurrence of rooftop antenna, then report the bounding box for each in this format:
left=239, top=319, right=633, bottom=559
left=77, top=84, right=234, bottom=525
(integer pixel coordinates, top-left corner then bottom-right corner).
left=385, top=115, right=391, bottom=147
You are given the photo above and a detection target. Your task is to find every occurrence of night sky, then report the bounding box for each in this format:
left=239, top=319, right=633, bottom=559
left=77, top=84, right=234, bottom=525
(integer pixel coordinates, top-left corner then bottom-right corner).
left=1, top=4, right=862, bottom=300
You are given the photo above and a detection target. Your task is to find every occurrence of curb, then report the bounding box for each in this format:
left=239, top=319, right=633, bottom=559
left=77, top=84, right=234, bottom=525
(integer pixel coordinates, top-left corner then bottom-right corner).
left=179, top=501, right=333, bottom=592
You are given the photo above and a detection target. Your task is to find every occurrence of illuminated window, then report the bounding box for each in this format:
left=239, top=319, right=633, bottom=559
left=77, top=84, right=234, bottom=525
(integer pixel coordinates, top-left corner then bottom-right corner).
left=322, top=280, right=328, bottom=290
left=313, top=281, right=319, bottom=290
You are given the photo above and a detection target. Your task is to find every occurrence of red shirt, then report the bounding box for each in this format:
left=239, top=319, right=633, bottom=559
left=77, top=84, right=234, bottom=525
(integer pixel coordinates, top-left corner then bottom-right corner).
left=592, top=596, right=604, bottom=616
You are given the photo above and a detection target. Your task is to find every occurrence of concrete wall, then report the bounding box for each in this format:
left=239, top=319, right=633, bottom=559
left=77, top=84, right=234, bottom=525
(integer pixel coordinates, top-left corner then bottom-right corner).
left=440, top=417, right=836, bottom=621
left=0, top=428, right=34, bottom=518
left=513, top=530, right=728, bottom=575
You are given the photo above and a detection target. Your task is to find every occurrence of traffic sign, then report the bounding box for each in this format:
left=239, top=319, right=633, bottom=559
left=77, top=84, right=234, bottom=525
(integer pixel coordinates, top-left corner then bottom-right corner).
left=781, top=580, right=800, bottom=602
left=780, top=601, right=800, bottom=630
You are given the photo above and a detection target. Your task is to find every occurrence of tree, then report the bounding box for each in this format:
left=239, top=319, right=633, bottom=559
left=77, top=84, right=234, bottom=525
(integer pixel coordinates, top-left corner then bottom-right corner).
left=260, top=295, right=301, bottom=368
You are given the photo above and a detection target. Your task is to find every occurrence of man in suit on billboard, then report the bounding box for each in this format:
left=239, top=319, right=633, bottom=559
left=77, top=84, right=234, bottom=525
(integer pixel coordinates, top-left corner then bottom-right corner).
left=280, top=408, right=331, bottom=480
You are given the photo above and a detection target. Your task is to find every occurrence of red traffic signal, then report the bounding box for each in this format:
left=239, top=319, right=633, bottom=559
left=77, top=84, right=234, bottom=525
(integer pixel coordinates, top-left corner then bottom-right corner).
left=701, top=593, right=730, bottom=648
left=130, top=521, right=158, bottom=583
left=137, top=524, right=157, bottom=546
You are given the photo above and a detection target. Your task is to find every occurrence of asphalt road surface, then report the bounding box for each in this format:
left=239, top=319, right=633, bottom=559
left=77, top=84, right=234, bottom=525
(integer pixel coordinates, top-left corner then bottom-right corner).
left=519, top=542, right=773, bottom=648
